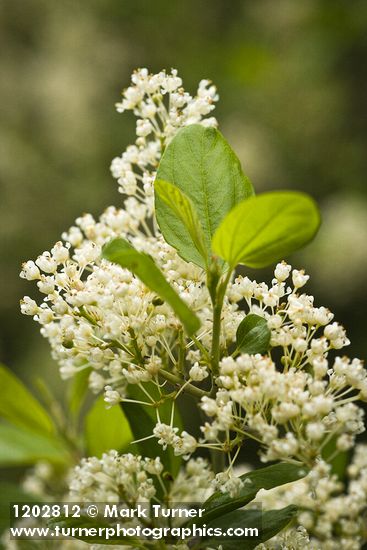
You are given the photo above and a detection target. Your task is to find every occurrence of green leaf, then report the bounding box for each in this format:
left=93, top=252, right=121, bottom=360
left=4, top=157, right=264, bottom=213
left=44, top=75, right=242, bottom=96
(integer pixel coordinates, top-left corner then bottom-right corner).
left=0, top=422, right=69, bottom=466
left=212, top=191, right=321, bottom=268
left=155, top=124, right=254, bottom=267
left=68, top=366, right=92, bottom=418
left=102, top=238, right=200, bottom=335
left=0, top=364, right=54, bottom=436
left=322, top=435, right=349, bottom=481
left=236, top=314, right=271, bottom=355
left=122, top=383, right=183, bottom=477
left=155, top=179, right=209, bottom=266
left=194, top=463, right=308, bottom=526
left=121, top=401, right=164, bottom=465
left=85, top=395, right=132, bottom=457
left=202, top=505, right=298, bottom=550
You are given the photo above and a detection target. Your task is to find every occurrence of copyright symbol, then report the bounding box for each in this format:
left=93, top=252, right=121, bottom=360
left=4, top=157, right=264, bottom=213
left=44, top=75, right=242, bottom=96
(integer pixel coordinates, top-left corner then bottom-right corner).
left=86, top=505, right=98, bottom=517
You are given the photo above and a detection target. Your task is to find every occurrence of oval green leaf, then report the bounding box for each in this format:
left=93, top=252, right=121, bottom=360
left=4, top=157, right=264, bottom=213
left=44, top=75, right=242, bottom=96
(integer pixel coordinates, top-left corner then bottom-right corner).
left=102, top=238, right=200, bottom=335
left=212, top=191, right=321, bottom=268
left=236, top=314, right=271, bottom=355
left=85, top=395, right=132, bottom=457
left=0, top=364, right=54, bottom=436
left=0, top=422, right=69, bottom=466
left=155, top=124, right=254, bottom=267
left=68, top=366, right=92, bottom=418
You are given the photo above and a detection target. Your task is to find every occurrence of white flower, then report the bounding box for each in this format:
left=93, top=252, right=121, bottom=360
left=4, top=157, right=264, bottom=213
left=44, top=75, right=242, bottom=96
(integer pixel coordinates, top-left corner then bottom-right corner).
left=189, top=363, right=209, bottom=382
left=306, top=422, right=325, bottom=441
left=336, top=434, right=354, bottom=451
left=200, top=396, right=218, bottom=417
left=136, top=119, right=153, bottom=137
left=35, top=252, right=58, bottom=273
left=214, top=471, right=244, bottom=498
left=173, top=431, right=198, bottom=457
left=51, top=241, right=70, bottom=263
left=20, top=296, right=38, bottom=316
left=20, top=260, right=41, bottom=280
left=274, top=261, right=292, bottom=282
left=153, top=423, right=178, bottom=449
left=292, top=269, right=310, bottom=288
left=104, top=386, right=121, bottom=407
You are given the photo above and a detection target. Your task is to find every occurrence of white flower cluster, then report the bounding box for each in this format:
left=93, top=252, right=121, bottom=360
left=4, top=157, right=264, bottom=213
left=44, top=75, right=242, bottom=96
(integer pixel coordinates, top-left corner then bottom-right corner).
left=257, top=445, right=367, bottom=549
left=21, top=228, right=203, bottom=396
left=20, top=223, right=240, bottom=402
left=157, top=263, right=365, bottom=467
left=69, top=450, right=213, bottom=505
left=153, top=423, right=198, bottom=458
left=65, top=451, right=213, bottom=550
left=20, top=69, right=227, bottom=403
left=111, top=68, right=218, bottom=211
left=70, top=450, right=163, bottom=503
left=228, top=261, right=351, bottom=362
left=204, top=350, right=365, bottom=464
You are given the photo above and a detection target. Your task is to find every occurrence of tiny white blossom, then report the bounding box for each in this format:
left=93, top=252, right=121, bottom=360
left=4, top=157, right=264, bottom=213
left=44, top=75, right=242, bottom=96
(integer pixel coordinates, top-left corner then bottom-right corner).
left=20, top=260, right=41, bottom=280
left=292, top=269, right=310, bottom=288
left=189, top=363, right=209, bottom=382
left=274, top=261, right=292, bottom=282
left=20, top=296, right=38, bottom=316
left=104, top=386, right=122, bottom=407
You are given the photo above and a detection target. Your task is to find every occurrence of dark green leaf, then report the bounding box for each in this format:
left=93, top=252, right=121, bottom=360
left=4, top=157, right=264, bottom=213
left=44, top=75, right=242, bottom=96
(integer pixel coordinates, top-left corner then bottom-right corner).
left=0, top=422, right=69, bottom=466
left=236, top=314, right=271, bottom=355
left=203, top=505, right=298, bottom=549
left=155, top=179, right=208, bottom=266
left=68, top=366, right=92, bottom=418
left=195, top=463, right=308, bottom=526
left=0, top=364, right=54, bottom=435
left=212, top=191, right=321, bottom=268
left=155, top=124, right=253, bottom=267
left=102, top=238, right=200, bottom=335
left=85, top=395, right=132, bottom=457
left=322, top=436, right=349, bottom=481
left=122, top=383, right=183, bottom=477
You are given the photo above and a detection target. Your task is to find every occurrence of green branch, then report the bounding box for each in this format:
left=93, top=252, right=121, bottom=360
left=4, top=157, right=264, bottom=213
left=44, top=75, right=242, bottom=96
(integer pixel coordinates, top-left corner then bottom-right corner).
left=158, top=369, right=208, bottom=399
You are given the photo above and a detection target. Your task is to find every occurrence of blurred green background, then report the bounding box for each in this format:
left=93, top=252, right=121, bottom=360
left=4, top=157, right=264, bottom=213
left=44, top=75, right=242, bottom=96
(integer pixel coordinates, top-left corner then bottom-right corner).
left=1, top=0, right=366, bottom=387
